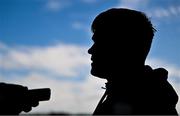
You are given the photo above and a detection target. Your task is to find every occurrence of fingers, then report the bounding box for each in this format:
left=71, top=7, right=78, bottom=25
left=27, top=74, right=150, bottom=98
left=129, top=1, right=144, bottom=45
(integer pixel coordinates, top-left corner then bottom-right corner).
left=0, top=83, right=50, bottom=114
left=22, top=99, right=39, bottom=113
left=32, top=101, right=39, bottom=107
left=23, top=106, right=32, bottom=113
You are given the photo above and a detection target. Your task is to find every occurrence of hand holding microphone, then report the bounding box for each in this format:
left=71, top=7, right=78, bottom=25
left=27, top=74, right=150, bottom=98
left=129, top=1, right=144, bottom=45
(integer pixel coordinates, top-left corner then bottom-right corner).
left=0, top=83, right=51, bottom=115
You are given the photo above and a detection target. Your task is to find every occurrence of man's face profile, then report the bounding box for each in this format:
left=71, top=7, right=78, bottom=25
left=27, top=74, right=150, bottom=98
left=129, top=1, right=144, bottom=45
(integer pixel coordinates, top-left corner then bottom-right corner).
left=88, top=30, right=108, bottom=78
left=88, top=8, right=155, bottom=79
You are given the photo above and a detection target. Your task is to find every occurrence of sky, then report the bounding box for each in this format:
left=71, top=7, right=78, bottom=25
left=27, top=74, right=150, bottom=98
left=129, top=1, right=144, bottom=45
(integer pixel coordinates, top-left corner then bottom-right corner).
left=0, top=0, right=180, bottom=114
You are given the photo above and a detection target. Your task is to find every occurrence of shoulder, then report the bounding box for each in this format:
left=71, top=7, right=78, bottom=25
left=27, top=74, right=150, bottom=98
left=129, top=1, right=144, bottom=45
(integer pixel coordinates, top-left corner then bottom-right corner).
left=144, top=65, right=178, bottom=104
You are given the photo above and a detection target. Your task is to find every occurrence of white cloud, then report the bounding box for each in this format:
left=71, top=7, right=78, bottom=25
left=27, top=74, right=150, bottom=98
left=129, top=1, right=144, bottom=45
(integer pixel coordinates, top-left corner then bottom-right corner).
left=148, top=5, right=180, bottom=18
left=115, top=1, right=180, bottom=19
left=116, top=0, right=148, bottom=10
left=0, top=41, right=106, bottom=113
left=0, top=42, right=90, bottom=77
left=72, top=21, right=87, bottom=30
left=71, top=21, right=92, bottom=40
left=46, top=0, right=70, bottom=12
left=0, top=42, right=7, bottom=50
left=146, top=58, right=180, bottom=80
left=1, top=72, right=106, bottom=114
left=0, top=42, right=179, bottom=114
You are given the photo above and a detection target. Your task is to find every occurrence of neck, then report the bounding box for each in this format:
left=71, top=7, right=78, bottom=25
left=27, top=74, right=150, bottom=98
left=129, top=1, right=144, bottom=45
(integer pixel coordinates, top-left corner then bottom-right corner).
left=108, top=64, right=145, bottom=80
left=106, top=64, right=145, bottom=97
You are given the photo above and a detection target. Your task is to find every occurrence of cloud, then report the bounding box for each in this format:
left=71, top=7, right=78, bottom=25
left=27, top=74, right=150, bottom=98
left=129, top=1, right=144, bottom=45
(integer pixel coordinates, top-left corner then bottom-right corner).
left=0, top=42, right=179, bottom=114
left=71, top=21, right=92, bottom=39
left=116, top=1, right=180, bottom=19
left=0, top=42, right=90, bottom=77
left=72, top=21, right=88, bottom=30
left=146, top=58, right=180, bottom=81
left=45, top=0, right=70, bottom=12
left=0, top=41, right=106, bottom=113
left=0, top=42, right=7, bottom=49
left=1, top=72, right=106, bottom=114
left=147, top=5, right=180, bottom=18
left=116, top=0, right=149, bottom=10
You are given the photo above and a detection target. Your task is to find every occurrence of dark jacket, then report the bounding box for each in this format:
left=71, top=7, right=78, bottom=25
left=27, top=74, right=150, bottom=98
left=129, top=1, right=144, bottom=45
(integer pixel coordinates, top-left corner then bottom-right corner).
left=93, top=65, right=179, bottom=115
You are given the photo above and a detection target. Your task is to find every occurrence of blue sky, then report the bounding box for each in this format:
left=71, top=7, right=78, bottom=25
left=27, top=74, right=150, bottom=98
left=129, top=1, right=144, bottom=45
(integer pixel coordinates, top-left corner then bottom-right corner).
left=0, top=0, right=180, bottom=114
left=1, top=0, right=180, bottom=63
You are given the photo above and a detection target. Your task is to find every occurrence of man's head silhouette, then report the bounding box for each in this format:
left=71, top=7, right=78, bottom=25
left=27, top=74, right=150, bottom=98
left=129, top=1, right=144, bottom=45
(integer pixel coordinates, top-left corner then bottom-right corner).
left=88, top=8, right=156, bottom=79
left=89, top=8, right=178, bottom=115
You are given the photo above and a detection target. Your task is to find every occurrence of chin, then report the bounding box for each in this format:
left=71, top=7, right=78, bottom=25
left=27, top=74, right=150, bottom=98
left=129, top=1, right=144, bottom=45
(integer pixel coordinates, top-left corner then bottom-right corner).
left=90, top=68, right=107, bottom=79
left=90, top=62, right=108, bottom=78
left=90, top=68, right=97, bottom=76
left=90, top=67, right=99, bottom=76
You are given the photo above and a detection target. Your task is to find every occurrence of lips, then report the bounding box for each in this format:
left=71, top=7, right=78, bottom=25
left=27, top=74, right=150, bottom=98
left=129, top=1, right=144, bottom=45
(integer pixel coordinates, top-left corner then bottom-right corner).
left=91, top=57, right=94, bottom=61
left=90, top=57, right=95, bottom=65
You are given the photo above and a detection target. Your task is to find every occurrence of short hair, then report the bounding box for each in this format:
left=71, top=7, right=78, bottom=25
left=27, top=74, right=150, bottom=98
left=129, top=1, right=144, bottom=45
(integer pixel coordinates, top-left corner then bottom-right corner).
left=91, top=8, right=156, bottom=43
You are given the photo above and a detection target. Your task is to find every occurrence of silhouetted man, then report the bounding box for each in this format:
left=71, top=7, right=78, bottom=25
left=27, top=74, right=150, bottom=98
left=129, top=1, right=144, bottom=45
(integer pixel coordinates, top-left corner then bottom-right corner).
left=88, top=8, right=178, bottom=115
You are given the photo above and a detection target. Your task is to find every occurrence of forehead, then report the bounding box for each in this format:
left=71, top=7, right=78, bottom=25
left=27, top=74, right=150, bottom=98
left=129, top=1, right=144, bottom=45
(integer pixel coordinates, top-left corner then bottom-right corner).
left=91, top=29, right=109, bottom=42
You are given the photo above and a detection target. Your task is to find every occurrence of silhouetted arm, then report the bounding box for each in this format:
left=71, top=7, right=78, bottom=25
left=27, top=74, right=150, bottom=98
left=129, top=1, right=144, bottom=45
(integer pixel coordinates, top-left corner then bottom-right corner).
left=0, top=83, right=39, bottom=115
